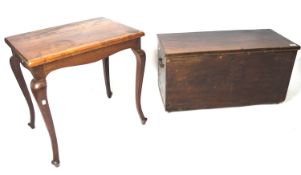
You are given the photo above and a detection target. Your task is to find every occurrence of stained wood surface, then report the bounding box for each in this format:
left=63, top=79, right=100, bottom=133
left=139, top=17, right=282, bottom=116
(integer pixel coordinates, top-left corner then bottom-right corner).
left=158, top=29, right=300, bottom=111
left=5, top=17, right=144, bottom=68
left=158, top=29, right=300, bottom=55
left=163, top=51, right=297, bottom=111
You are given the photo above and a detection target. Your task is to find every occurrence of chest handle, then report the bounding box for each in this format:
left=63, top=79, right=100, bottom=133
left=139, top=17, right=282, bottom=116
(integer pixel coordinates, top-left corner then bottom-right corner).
left=158, top=57, right=164, bottom=68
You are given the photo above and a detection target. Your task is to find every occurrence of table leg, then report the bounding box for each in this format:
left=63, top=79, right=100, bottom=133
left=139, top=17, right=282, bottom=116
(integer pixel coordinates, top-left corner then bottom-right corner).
left=30, top=78, right=60, bottom=167
left=10, top=56, right=35, bottom=129
left=102, top=57, right=112, bottom=98
left=132, top=49, right=147, bottom=124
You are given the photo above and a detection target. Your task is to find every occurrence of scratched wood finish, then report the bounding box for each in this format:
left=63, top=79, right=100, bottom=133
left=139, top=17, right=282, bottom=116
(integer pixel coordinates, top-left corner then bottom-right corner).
left=5, top=17, right=144, bottom=68
left=158, top=29, right=300, bottom=111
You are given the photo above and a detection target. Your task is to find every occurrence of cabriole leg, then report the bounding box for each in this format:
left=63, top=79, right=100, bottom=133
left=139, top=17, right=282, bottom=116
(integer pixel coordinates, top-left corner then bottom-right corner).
left=10, top=56, right=35, bottom=128
left=30, top=78, right=60, bottom=167
left=102, top=57, right=113, bottom=98
left=132, top=49, right=147, bottom=124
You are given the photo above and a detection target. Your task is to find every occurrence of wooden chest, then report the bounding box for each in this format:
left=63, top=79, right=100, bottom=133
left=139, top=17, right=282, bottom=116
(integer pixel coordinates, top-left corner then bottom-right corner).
left=157, top=29, right=300, bottom=111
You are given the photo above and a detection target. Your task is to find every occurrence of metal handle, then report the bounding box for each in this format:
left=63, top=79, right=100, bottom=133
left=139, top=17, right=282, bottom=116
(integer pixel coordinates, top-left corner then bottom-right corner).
left=158, top=58, right=164, bottom=68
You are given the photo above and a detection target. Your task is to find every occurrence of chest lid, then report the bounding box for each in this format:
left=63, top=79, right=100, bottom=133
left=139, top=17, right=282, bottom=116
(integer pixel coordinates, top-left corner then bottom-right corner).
left=158, top=29, right=300, bottom=56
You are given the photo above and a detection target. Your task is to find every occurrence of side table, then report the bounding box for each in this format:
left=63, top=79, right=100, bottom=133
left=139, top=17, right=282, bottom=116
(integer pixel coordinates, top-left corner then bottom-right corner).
left=5, top=17, right=147, bottom=166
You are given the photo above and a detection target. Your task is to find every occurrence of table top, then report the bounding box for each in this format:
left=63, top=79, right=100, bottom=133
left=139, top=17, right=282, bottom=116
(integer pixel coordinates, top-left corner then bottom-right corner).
left=158, top=29, right=300, bottom=55
left=5, top=17, right=144, bottom=68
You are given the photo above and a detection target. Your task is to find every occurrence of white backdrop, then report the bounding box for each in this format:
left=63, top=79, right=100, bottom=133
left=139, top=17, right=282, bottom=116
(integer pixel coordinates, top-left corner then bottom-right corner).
left=0, top=0, right=301, bottom=174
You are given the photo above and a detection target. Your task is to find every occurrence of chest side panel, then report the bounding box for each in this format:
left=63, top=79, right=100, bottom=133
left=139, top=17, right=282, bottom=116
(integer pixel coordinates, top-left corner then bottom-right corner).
left=158, top=44, right=166, bottom=106
left=165, top=50, right=297, bottom=111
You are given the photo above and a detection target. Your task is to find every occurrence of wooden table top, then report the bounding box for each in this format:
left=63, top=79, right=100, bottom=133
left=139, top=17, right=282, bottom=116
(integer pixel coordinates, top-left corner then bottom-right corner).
left=158, top=29, right=300, bottom=55
left=5, top=17, right=144, bottom=68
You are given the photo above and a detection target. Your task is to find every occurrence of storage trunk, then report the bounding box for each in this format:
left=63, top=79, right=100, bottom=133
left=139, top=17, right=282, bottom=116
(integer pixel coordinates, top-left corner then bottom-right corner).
left=157, top=29, right=300, bottom=111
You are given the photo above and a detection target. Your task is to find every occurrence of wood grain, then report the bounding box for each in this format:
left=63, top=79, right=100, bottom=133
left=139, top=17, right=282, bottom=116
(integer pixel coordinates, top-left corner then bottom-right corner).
left=5, top=17, right=144, bottom=68
left=158, top=29, right=300, bottom=56
left=6, top=18, right=147, bottom=166
left=158, top=30, right=300, bottom=111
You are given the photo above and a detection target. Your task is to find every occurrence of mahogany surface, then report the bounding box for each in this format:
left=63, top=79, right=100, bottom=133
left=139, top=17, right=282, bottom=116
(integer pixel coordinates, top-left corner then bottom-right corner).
left=5, top=17, right=144, bottom=68
left=6, top=17, right=147, bottom=166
